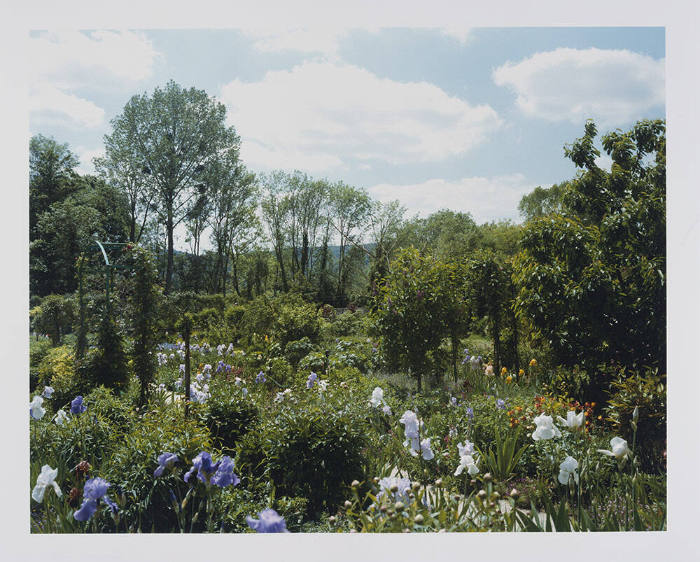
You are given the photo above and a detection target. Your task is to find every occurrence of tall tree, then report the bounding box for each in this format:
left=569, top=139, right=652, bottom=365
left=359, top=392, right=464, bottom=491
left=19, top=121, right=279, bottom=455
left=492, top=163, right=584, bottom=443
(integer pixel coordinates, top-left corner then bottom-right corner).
left=29, top=135, right=79, bottom=236
left=328, top=182, right=371, bottom=305
left=104, top=81, right=240, bottom=293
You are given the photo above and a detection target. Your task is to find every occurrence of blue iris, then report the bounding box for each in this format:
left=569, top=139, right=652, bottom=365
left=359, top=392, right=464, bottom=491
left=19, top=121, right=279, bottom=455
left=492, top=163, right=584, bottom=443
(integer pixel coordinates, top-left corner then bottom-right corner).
left=73, top=477, right=117, bottom=521
left=246, top=508, right=288, bottom=533
left=154, top=452, right=179, bottom=477
left=70, top=396, right=87, bottom=415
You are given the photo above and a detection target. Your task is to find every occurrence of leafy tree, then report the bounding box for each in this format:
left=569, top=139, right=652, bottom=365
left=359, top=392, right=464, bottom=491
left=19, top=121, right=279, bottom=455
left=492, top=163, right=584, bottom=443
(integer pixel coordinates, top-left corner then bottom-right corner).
left=518, top=182, right=568, bottom=222
left=513, top=119, right=665, bottom=370
left=104, top=81, right=241, bottom=293
left=125, top=246, right=161, bottom=405
left=328, top=182, right=371, bottom=305
left=373, top=248, right=449, bottom=390
left=205, top=153, right=258, bottom=295
left=30, top=135, right=79, bottom=235
left=465, top=249, right=512, bottom=373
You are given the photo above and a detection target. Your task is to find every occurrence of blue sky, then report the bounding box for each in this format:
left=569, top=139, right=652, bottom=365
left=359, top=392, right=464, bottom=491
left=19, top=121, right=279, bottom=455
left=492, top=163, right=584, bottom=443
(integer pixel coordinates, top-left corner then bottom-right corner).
left=28, top=27, right=665, bottom=224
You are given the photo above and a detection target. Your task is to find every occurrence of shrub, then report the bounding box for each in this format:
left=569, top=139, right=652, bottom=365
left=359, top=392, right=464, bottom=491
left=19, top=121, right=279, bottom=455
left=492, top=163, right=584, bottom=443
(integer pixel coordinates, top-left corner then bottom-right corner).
left=37, top=345, right=80, bottom=408
left=262, top=356, right=294, bottom=388
left=236, top=399, right=369, bottom=518
left=85, top=310, right=130, bottom=392
left=201, top=391, right=259, bottom=453
left=605, top=368, right=666, bottom=473
left=30, top=388, right=132, bottom=472
left=30, top=339, right=54, bottom=391
left=275, top=302, right=320, bottom=348
left=102, top=404, right=212, bottom=532
left=284, top=337, right=315, bottom=368
left=31, top=294, right=76, bottom=346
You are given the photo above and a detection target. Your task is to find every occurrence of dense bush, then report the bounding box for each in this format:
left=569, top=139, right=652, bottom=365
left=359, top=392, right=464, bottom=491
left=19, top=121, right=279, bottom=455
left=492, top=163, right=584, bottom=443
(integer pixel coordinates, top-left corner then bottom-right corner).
left=201, top=390, right=259, bottom=453
left=31, top=293, right=76, bottom=346
left=236, top=398, right=369, bottom=518
left=36, top=345, right=80, bottom=407
left=102, top=404, right=212, bottom=532
left=605, top=368, right=666, bottom=473
left=275, top=302, right=320, bottom=349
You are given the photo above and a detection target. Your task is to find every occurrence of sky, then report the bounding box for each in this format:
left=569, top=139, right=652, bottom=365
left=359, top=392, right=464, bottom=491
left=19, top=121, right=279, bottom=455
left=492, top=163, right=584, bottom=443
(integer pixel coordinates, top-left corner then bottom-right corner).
left=27, top=27, right=665, bottom=226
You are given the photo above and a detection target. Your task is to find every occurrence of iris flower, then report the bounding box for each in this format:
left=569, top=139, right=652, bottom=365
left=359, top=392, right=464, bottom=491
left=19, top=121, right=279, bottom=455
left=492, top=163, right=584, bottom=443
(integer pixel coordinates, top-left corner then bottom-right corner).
left=558, top=456, right=579, bottom=485
left=306, top=372, right=318, bottom=389
left=32, top=465, right=62, bottom=502
left=184, top=452, right=240, bottom=488
left=42, top=386, right=54, bottom=399
left=557, top=410, right=584, bottom=429
left=598, top=436, right=630, bottom=460
left=369, top=387, right=385, bottom=408
left=154, top=453, right=179, bottom=477
left=54, top=409, right=68, bottom=426
left=210, top=455, right=240, bottom=488
left=30, top=395, right=46, bottom=420
left=246, top=508, right=288, bottom=533
left=70, top=396, right=87, bottom=415
left=457, top=440, right=475, bottom=457
left=531, top=414, right=561, bottom=441
left=73, top=477, right=117, bottom=521
left=454, top=454, right=479, bottom=476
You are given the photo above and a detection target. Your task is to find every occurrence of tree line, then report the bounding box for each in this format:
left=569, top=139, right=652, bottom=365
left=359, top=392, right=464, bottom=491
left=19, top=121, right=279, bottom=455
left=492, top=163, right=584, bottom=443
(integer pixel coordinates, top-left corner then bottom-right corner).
left=29, top=80, right=665, bottom=373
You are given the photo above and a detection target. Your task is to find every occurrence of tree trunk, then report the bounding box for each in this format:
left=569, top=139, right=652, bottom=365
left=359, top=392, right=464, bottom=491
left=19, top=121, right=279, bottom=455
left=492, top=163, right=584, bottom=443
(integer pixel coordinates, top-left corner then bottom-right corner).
left=165, top=210, right=174, bottom=295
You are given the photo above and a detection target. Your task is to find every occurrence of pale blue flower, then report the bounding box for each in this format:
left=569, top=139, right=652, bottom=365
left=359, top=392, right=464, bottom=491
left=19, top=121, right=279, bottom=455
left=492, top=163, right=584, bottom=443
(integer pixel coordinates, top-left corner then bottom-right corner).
left=154, top=453, right=179, bottom=477
left=246, top=509, right=288, bottom=533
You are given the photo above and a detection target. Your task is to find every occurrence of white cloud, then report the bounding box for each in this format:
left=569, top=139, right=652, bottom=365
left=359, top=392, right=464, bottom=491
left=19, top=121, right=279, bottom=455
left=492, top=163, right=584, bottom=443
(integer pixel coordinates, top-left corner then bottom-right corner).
left=29, top=83, right=104, bottom=128
left=28, top=30, right=160, bottom=128
left=74, top=146, right=105, bottom=176
left=439, top=26, right=472, bottom=44
left=221, top=61, right=501, bottom=173
left=367, top=174, right=537, bottom=224
left=492, top=47, right=665, bottom=126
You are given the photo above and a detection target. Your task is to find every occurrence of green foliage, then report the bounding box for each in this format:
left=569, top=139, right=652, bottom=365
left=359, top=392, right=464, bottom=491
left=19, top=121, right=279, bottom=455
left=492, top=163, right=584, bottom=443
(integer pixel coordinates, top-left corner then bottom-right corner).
left=284, top=337, right=316, bottom=368
left=606, top=368, right=666, bottom=472
left=37, top=345, right=80, bottom=407
left=84, top=309, right=130, bottom=392
left=125, top=246, right=160, bottom=405
left=476, top=426, right=530, bottom=482
left=236, top=398, right=369, bottom=518
left=514, top=119, right=665, bottom=371
left=31, top=294, right=76, bottom=346
left=201, top=391, right=259, bottom=453
left=275, top=301, right=320, bottom=349
left=102, top=404, right=212, bottom=532
left=373, top=248, right=451, bottom=389
left=30, top=338, right=54, bottom=391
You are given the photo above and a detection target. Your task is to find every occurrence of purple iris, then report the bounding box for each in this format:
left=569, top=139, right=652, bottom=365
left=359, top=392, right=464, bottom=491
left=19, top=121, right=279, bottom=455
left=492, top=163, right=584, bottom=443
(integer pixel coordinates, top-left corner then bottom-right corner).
left=184, top=452, right=219, bottom=485
left=496, top=399, right=506, bottom=410
left=466, top=407, right=474, bottom=420
left=256, top=371, right=266, bottom=383
left=73, top=477, right=117, bottom=521
left=210, top=455, right=240, bottom=488
left=306, top=372, right=318, bottom=389
left=184, top=452, right=240, bottom=488
left=70, top=396, right=87, bottom=415
left=246, top=508, right=289, bottom=533
left=154, top=452, right=179, bottom=477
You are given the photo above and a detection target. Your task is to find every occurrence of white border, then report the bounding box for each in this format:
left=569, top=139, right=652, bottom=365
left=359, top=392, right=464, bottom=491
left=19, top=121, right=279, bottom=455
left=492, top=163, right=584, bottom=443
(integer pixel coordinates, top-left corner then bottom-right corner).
left=2, top=1, right=698, bottom=561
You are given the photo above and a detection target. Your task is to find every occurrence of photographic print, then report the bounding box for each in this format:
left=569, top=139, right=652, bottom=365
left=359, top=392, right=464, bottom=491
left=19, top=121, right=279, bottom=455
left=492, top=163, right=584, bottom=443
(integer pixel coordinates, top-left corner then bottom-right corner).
left=26, top=23, right=668, bottom=538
